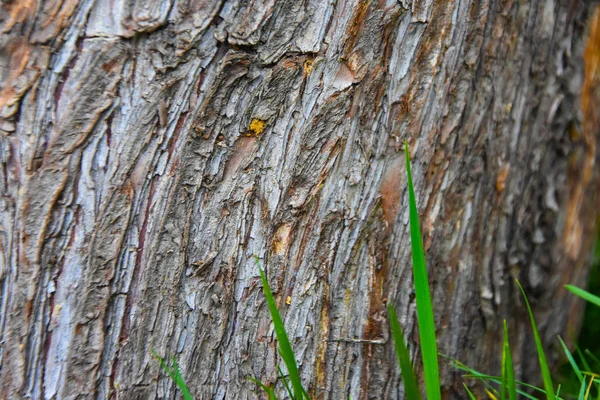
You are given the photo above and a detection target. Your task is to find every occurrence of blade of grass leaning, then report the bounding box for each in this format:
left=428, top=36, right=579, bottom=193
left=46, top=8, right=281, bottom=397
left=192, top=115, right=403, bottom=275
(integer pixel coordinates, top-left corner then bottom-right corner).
left=516, top=279, right=555, bottom=400
left=443, top=355, right=557, bottom=400
left=585, top=349, right=600, bottom=367
left=558, top=336, right=583, bottom=382
left=257, top=258, right=305, bottom=400
left=248, top=377, right=277, bottom=400
left=579, top=378, right=587, bottom=400
left=463, top=383, right=478, bottom=400
left=278, top=365, right=295, bottom=400
left=388, top=304, right=423, bottom=400
left=586, top=377, right=595, bottom=400
left=502, top=320, right=517, bottom=400
left=152, top=350, right=194, bottom=400
left=404, top=141, right=441, bottom=400
left=565, top=285, right=600, bottom=308
left=501, top=333, right=507, bottom=400
left=576, top=345, right=592, bottom=372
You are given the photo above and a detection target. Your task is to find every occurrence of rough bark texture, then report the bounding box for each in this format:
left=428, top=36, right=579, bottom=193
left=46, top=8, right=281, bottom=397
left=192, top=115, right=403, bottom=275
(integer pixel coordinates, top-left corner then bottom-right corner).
left=1, top=0, right=599, bottom=399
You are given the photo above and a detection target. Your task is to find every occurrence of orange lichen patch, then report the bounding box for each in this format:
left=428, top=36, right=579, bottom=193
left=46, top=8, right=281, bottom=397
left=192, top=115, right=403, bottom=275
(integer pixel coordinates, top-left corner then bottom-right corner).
left=303, top=59, right=313, bottom=75
left=0, top=38, right=31, bottom=110
left=342, top=0, right=371, bottom=60
left=495, top=163, right=510, bottom=192
left=245, top=118, right=266, bottom=137
left=582, top=5, right=600, bottom=127
left=379, top=155, right=403, bottom=229
left=314, top=280, right=331, bottom=397
left=3, top=0, right=35, bottom=31
left=272, top=224, right=292, bottom=256
left=39, top=0, right=78, bottom=31
left=282, top=57, right=301, bottom=70
left=581, top=4, right=600, bottom=184
left=563, top=5, right=600, bottom=259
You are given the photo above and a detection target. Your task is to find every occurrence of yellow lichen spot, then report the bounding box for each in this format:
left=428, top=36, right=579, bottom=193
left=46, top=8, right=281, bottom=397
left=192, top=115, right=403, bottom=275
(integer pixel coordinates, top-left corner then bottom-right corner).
left=286, top=296, right=292, bottom=305
left=246, top=118, right=266, bottom=137
left=304, top=59, right=313, bottom=75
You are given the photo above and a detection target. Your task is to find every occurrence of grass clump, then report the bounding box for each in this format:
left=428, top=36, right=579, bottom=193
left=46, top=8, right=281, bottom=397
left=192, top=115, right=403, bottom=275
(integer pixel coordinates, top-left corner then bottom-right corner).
left=152, top=350, right=193, bottom=400
left=156, top=141, right=600, bottom=400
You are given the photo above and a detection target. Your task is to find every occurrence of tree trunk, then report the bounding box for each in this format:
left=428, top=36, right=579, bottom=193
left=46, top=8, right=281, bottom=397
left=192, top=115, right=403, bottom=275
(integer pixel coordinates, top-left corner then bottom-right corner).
left=1, top=0, right=599, bottom=399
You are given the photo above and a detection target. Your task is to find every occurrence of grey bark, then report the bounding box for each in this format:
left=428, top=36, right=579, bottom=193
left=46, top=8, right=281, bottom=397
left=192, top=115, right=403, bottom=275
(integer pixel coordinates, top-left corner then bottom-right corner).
left=0, top=0, right=599, bottom=399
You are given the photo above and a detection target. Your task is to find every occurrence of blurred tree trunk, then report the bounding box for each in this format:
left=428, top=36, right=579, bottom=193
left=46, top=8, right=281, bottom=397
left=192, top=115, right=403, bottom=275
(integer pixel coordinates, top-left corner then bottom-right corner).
left=1, top=0, right=599, bottom=399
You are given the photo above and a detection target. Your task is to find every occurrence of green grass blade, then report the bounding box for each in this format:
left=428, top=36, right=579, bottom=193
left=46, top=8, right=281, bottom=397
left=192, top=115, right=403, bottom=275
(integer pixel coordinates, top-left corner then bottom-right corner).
left=388, top=304, right=423, bottom=400
left=579, top=378, right=587, bottom=400
left=152, top=350, right=194, bottom=400
left=248, top=377, right=277, bottom=400
left=463, top=383, right=478, bottom=400
left=558, top=336, right=583, bottom=382
left=404, top=141, right=441, bottom=400
left=576, top=346, right=592, bottom=372
left=501, top=336, right=507, bottom=400
left=278, top=365, right=295, bottom=400
left=516, top=280, right=555, bottom=400
left=502, top=320, right=517, bottom=400
left=585, top=349, right=600, bottom=368
left=565, top=285, right=600, bottom=308
left=443, top=355, right=562, bottom=400
left=258, top=259, right=305, bottom=400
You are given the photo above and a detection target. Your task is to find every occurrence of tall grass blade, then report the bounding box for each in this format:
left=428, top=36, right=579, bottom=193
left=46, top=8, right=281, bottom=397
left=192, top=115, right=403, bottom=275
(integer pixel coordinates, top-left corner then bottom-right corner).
left=576, top=346, right=592, bottom=372
left=586, top=376, right=596, bottom=399
left=502, top=320, right=517, bottom=400
left=258, top=259, right=305, bottom=400
left=404, top=141, right=441, bottom=400
left=565, top=285, right=600, bottom=308
left=443, top=355, right=559, bottom=400
left=578, top=379, right=587, bottom=400
left=463, top=383, right=478, bottom=400
left=558, top=336, right=583, bottom=382
left=585, top=349, right=600, bottom=368
left=516, top=280, right=555, bottom=400
left=278, top=365, right=295, bottom=400
left=152, top=350, right=194, bottom=400
left=388, top=304, right=423, bottom=400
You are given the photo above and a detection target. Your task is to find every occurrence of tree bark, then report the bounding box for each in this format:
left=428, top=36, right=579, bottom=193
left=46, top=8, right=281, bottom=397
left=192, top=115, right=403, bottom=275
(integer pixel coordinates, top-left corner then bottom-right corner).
left=1, top=0, right=599, bottom=399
